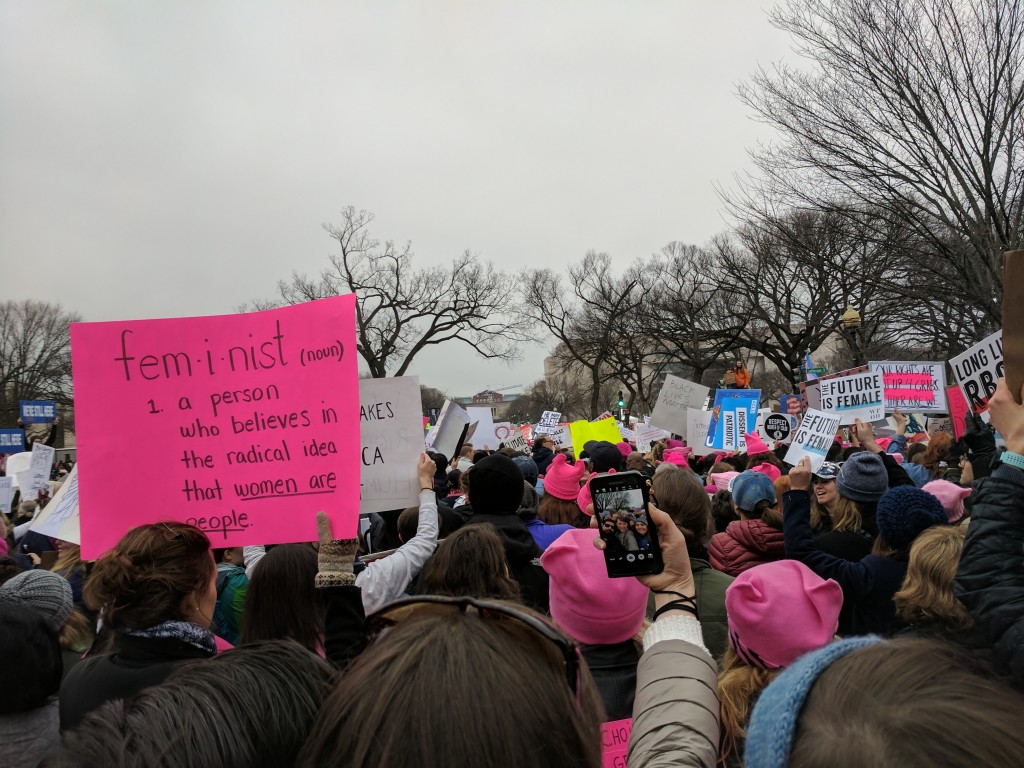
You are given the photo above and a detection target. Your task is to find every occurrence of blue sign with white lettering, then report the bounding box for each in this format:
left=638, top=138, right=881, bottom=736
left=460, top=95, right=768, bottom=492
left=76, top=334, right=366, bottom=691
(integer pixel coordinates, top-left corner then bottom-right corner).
left=20, top=400, right=57, bottom=424
left=0, top=430, right=25, bottom=453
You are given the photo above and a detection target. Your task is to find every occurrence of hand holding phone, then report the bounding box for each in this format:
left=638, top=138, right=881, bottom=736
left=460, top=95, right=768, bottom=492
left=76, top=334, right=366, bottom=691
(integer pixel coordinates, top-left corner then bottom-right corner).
left=589, top=470, right=663, bottom=577
left=637, top=503, right=694, bottom=596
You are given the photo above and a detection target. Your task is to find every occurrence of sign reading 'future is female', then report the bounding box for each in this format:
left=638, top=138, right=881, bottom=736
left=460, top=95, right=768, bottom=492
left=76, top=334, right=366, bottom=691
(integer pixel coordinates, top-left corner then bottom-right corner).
left=71, top=296, right=360, bottom=559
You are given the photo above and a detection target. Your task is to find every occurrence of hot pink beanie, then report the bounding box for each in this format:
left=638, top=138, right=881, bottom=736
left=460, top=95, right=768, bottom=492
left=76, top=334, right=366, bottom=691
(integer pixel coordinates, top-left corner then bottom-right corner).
left=666, top=439, right=685, bottom=449
left=575, top=468, right=616, bottom=516
left=876, top=437, right=893, bottom=451
left=662, top=448, right=690, bottom=467
left=922, top=480, right=971, bottom=523
left=744, top=431, right=770, bottom=455
left=749, top=462, right=782, bottom=483
left=543, top=453, right=586, bottom=501
left=616, top=442, right=632, bottom=458
left=726, top=560, right=843, bottom=669
left=541, top=528, right=648, bottom=645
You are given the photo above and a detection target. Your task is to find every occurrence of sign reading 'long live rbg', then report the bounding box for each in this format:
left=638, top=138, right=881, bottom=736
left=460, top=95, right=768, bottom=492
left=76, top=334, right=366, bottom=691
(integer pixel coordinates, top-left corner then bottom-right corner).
left=71, top=296, right=360, bottom=559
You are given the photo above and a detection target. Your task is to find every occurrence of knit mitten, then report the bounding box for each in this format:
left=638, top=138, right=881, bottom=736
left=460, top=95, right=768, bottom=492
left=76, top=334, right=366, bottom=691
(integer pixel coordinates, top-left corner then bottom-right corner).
left=315, top=511, right=358, bottom=588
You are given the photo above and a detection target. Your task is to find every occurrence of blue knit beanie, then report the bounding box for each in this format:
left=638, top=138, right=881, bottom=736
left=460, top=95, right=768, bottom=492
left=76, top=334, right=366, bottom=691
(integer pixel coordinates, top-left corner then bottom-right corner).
left=835, top=452, right=888, bottom=502
left=875, top=485, right=947, bottom=549
left=745, top=636, right=882, bottom=768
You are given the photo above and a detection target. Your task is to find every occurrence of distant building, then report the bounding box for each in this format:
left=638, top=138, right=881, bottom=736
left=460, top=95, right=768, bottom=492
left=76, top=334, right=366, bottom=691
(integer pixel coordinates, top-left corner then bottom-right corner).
left=454, top=390, right=524, bottom=421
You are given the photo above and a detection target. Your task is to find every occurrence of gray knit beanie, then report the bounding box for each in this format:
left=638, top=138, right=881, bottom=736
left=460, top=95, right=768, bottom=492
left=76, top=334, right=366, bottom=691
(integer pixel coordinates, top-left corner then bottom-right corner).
left=0, top=570, right=73, bottom=632
left=835, top=452, right=888, bottom=503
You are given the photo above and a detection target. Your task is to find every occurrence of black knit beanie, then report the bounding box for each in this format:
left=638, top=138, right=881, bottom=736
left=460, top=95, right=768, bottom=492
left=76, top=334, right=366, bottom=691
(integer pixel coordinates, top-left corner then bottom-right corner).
left=468, top=453, right=524, bottom=515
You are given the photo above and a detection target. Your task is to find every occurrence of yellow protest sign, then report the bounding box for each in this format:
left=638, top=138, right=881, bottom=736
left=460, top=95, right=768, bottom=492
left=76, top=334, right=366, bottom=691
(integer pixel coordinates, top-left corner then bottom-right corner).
left=569, top=417, right=624, bottom=458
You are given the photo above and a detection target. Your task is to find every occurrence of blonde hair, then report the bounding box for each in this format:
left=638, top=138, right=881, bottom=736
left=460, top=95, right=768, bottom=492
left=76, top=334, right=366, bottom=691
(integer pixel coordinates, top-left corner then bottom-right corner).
left=51, top=542, right=82, bottom=578
left=717, top=646, right=780, bottom=765
left=893, top=526, right=972, bottom=630
left=829, top=495, right=864, bottom=533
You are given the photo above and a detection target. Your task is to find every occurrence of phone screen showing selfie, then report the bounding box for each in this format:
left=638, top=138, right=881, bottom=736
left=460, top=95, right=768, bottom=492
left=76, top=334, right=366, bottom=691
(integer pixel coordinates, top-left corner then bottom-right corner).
left=592, top=472, right=663, bottom=577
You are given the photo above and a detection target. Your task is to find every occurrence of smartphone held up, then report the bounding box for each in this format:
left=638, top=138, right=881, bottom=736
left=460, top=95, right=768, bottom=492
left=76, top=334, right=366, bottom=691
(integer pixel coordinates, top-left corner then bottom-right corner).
left=590, top=470, right=664, bottom=578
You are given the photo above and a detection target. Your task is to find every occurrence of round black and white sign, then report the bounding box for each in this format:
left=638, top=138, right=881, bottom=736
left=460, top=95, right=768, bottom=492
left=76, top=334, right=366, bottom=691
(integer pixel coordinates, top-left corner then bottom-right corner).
left=764, top=413, right=792, bottom=441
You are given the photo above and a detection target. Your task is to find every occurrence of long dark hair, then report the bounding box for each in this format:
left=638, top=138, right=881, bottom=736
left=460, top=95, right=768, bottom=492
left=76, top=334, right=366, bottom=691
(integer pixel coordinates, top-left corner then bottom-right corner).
left=418, top=525, right=520, bottom=600
left=298, top=607, right=604, bottom=768
left=652, top=464, right=713, bottom=558
left=243, top=545, right=324, bottom=653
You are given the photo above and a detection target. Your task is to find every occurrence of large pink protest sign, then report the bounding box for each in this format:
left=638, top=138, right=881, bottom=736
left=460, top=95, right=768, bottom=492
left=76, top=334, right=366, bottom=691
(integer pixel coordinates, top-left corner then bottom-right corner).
left=71, top=296, right=359, bottom=559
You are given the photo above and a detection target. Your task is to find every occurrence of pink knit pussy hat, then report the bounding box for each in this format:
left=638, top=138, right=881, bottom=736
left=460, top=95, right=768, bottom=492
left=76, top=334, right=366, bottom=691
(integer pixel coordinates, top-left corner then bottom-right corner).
left=542, top=453, right=586, bottom=501
left=726, top=560, right=842, bottom=669
left=744, top=431, right=770, bottom=455
left=541, top=528, right=648, bottom=645
left=922, top=480, right=971, bottom=523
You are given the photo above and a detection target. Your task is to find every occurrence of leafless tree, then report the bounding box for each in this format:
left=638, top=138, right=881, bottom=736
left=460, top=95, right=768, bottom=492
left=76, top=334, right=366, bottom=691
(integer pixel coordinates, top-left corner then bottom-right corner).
left=249, top=207, right=533, bottom=377
left=641, top=242, right=745, bottom=387
left=523, top=252, right=643, bottom=416
left=715, top=207, right=913, bottom=387
left=0, top=300, right=80, bottom=428
left=515, top=377, right=596, bottom=423
left=419, top=385, right=450, bottom=415
left=733, top=0, right=1024, bottom=335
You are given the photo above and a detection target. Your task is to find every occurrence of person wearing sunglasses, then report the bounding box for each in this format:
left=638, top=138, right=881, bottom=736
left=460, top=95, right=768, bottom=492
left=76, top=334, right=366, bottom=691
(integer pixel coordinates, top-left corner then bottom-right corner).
left=298, top=593, right=606, bottom=768
left=298, top=500, right=721, bottom=768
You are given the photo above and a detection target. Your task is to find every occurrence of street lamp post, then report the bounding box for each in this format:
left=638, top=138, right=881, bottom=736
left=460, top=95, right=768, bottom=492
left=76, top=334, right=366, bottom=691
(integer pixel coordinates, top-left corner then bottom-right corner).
left=841, top=306, right=862, bottom=365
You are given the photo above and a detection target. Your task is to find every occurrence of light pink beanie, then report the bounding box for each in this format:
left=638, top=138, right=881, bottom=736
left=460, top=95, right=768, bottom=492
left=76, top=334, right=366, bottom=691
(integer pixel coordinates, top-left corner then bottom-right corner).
left=922, top=480, right=971, bottom=523
left=709, top=471, right=739, bottom=494
left=541, top=529, right=648, bottom=645
left=726, top=560, right=843, bottom=669
left=749, top=462, right=782, bottom=483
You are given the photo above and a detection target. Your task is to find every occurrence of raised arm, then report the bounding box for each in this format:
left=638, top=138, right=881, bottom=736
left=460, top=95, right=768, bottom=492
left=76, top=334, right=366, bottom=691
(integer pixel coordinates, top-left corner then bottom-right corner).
left=354, top=453, right=440, bottom=614
left=954, top=379, right=1024, bottom=684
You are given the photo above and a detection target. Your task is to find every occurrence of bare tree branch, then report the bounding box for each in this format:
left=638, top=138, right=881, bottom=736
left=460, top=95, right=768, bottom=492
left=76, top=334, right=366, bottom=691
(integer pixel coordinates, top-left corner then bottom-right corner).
left=244, top=207, right=533, bottom=377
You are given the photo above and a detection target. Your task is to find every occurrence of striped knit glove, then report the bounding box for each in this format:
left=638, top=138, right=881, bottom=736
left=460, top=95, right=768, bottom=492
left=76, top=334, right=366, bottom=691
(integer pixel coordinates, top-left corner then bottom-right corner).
left=315, top=511, right=358, bottom=588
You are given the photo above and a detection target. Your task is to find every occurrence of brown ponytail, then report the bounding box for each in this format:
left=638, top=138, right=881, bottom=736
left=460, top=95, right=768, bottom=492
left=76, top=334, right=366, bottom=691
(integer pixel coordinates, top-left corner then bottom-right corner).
left=84, top=522, right=213, bottom=631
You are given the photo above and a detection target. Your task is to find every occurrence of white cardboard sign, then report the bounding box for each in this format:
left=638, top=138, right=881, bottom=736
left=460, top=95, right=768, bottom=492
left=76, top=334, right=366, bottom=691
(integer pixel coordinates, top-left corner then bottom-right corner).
left=549, top=425, right=572, bottom=449
left=784, top=409, right=842, bottom=472
left=535, top=410, right=562, bottom=435
left=817, top=372, right=885, bottom=424
left=25, top=444, right=55, bottom=497
left=359, top=376, right=424, bottom=516
left=636, top=424, right=665, bottom=454
left=868, top=361, right=948, bottom=413
left=649, top=375, right=710, bottom=437
left=0, top=477, right=11, bottom=516
left=685, top=408, right=716, bottom=456
left=466, top=407, right=498, bottom=450
left=425, top=399, right=472, bottom=460
left=503, top=433, right=530, bottom=453
left=949, top=330, right=1003, bottom=415
left=29, top=464, right=80, bottom=543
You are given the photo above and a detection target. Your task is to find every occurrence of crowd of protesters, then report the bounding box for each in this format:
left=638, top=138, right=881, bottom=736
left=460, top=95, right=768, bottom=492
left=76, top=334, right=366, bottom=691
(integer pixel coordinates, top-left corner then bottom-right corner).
left=2, top=378, right=1024, bottom=767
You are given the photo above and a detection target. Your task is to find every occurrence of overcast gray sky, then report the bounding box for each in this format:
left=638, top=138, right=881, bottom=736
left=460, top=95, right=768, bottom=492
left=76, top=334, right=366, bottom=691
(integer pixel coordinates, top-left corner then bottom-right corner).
left=1, top=1, right=793, bottom=398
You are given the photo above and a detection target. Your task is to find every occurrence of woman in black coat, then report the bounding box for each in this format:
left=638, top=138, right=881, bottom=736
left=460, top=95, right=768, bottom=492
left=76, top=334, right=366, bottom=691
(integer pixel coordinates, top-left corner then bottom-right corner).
left=60, top=522, right=219, bottom=730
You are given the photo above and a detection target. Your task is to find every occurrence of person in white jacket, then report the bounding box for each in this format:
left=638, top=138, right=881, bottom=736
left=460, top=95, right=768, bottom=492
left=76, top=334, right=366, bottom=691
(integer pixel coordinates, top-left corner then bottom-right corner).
left=354, top=454, right=440, bottom=614
left=246, top=454, right=440, bottom=616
